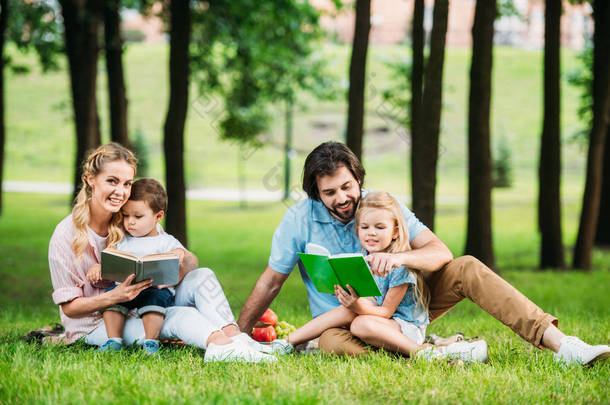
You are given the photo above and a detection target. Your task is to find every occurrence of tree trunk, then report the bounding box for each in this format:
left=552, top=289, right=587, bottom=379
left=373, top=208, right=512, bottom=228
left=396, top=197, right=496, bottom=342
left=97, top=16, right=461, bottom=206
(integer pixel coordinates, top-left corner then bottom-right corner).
left=163, top=0, right=190, bottom=246
left=283, top=99, right=293, bottom=201
left=411, top=0, right=448, bottom=231
left=465, top=0, right=496, bottom=269
left=410, top=0, right=424, bottom=222
left=345, top=0, right=371, bottom=160
left=573, top=0, right=610, bottom=269
left=595, top=123, right=610, bottom=246
left=104, top=0, right=129, bottom=147
left=0, top=0, right=7, bottom=216
left=60, top=0, right=102, bottom=203
left=538, top=0, right=565, bottom=269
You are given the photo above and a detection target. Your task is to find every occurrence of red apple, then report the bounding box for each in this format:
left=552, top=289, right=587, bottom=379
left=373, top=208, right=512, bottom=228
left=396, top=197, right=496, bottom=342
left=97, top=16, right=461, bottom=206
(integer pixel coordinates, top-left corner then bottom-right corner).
left=252, top=325, right=277, bottom=342
left=258, top=308, right=279, bottom=326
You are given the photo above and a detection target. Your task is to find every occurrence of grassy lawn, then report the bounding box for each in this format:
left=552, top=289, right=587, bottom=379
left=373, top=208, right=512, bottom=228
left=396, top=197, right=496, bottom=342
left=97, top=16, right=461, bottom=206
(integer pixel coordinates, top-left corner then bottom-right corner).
left=0, top=193, right=608, bottom=404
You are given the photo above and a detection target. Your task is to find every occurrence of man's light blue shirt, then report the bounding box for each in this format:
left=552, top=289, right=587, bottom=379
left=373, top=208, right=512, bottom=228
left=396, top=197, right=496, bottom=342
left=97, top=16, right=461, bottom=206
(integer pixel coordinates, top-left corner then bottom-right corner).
left=268, top=190, right=428, bottom=318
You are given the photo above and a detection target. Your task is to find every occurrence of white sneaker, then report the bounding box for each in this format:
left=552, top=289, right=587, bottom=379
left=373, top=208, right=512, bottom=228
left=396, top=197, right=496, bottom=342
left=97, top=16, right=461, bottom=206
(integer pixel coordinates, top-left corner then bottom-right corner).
left=232, top=333, right=273, bottom=354
left=204, top=341, right=277, bottom=363
left=415, top=346, right=445, bottom=361
left=553, top=336, right=610, bottom=366
left=441, top=340, right=488, bottom=363
left=270, top=339, right=294, bottom=355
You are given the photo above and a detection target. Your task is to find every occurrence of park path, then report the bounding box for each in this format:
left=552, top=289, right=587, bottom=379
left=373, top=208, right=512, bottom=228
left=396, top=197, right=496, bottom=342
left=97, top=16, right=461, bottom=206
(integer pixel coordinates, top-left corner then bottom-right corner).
left=2, top=180, right=467, bottom=205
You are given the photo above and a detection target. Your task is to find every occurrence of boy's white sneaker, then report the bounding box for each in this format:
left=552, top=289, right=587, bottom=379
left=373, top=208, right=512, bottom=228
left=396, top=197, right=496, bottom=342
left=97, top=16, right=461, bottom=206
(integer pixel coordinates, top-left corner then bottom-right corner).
left=231, top=333, right=273, bottom=354
left=553, top=336, right=610, bottom=366
left=204, top=341, right=277, bottom=363
left=441, top=340, right=488, bottom=363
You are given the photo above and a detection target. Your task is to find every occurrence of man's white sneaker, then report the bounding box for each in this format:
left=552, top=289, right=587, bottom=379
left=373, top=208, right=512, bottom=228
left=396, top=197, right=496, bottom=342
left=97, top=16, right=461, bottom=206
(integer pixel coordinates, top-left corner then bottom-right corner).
left=270, top=339, right=294, bottom=355
left=204, top=341, right=277, bottom=363
left=231, top=333, right=273, bottom=354
left=441, top=340, right=488, bottom=363
left=553, top=336, right=610, bottom=366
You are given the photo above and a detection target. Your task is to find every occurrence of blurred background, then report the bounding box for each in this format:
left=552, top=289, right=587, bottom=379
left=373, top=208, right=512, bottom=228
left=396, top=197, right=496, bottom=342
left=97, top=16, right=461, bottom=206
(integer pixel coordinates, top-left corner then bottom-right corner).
left=1, top=0, right=609, bottom=272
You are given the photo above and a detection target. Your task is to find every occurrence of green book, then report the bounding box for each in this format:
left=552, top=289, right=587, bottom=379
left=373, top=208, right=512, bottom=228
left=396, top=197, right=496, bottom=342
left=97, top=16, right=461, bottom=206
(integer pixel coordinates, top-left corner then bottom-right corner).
left=298, top=244, right=381, bottom=297
left=101, top=248, right=179, bottom=286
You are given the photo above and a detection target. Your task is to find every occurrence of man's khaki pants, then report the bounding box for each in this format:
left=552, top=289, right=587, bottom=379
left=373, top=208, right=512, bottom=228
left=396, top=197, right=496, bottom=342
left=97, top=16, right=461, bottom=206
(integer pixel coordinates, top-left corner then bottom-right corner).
left=318, top=255, right=558, bottom=356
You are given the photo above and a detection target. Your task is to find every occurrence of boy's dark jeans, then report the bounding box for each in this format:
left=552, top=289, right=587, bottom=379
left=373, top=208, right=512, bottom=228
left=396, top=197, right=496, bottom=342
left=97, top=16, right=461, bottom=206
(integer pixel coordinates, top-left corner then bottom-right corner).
left=103, top=286, right=174, bottom=317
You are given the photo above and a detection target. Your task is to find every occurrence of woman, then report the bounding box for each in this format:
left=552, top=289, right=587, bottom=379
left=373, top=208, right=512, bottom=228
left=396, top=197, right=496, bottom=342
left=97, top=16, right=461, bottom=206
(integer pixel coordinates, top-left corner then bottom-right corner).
left=48, top=143, right=273, bottom=362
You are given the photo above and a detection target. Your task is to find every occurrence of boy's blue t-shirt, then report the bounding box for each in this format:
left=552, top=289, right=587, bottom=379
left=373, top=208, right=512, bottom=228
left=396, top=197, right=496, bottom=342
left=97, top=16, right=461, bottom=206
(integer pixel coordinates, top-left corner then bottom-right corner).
left=268, top=190, right=428, bottom=318
left=373, top=266, right=429, bottom=325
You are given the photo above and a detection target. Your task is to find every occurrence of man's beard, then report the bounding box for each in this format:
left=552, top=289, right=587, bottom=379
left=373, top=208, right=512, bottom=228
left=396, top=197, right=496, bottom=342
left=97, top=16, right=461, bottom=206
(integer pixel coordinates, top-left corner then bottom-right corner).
left=329, top=195, right=360, bottom=221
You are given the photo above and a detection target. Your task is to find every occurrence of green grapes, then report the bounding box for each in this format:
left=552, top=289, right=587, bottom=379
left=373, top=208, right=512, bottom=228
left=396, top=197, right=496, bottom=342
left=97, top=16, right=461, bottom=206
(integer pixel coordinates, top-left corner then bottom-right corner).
left=274, top=320, right=297, bottom=339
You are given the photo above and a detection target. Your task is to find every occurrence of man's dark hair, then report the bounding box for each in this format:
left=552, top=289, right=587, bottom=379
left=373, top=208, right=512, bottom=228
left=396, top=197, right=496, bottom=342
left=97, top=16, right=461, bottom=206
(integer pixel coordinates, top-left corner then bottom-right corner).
left=129, top=178, right=168, bottom=213
left=302, top=142, right=365, bottom=201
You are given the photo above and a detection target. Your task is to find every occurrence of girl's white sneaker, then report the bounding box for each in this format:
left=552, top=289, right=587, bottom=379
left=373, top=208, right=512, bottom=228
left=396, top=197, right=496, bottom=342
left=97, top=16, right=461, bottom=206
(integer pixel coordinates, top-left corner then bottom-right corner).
left=440, top=340, right=488, bottom=363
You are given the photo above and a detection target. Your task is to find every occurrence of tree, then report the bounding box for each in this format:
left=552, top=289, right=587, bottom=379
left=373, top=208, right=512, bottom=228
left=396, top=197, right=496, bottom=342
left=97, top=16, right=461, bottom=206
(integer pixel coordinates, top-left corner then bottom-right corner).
left=465, top=0, right=496, bottom=269
left=411, top=0, right=449, bottom=231
left=59, top=0, right=103, bottom=202
left=104, top=0, right=129, bottom=147
left=163, top=0, right=191, bottom=246
left=596, top=127, right=610, bottom=245
left=538, top=0, right=565, bottom=269
left=410, top=0, right=424, bottom=212
left=190, top=0, right=333, bottom=205
left=0, top=0, right=7, bottom=216
left=345, top=0, right=371, bottom=160
left=573, top=0, right=610, bottom=269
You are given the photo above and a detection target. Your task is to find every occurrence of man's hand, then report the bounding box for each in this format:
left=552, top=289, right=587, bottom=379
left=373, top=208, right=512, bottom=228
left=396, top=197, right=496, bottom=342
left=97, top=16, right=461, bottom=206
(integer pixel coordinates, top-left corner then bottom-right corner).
left=335, top=284, right=361, bottom=312
left=365, top=253, right=401, bottom=277
left=86, top=264, right=102, bottom=284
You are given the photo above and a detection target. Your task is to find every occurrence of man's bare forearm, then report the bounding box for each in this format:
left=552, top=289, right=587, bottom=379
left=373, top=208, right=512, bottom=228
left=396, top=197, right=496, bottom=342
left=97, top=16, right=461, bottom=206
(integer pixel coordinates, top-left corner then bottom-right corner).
left=397, top=239, right=453, bottom=272
left=237, top=267, right=288, bottom=333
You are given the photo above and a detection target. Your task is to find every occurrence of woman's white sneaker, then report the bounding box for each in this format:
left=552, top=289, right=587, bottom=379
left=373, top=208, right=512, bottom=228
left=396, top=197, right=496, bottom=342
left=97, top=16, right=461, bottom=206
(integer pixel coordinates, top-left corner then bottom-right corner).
left=204, top=341, right=277, bottom=363
left=553, top=336, right=610, bottom=366
left=232, top=333, right=273, bottom=354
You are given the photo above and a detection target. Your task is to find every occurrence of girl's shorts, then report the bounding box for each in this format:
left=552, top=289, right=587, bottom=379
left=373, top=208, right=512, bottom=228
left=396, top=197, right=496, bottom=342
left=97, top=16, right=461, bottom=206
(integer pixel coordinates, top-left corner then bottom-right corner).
left=393, top=317, right=427, bottom=345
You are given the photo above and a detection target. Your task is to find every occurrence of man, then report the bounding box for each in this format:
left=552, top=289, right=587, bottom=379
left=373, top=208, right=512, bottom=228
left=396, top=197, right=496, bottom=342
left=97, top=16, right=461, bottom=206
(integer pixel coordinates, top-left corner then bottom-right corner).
left=238, top=142, right=610, bottom=365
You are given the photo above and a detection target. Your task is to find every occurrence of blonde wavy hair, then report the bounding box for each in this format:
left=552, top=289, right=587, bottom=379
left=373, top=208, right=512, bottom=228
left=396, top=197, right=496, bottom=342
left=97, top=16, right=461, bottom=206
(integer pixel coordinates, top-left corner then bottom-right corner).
left=355, top=191, right=430, bottom=311
left=71, top=143, right=138, bottom=259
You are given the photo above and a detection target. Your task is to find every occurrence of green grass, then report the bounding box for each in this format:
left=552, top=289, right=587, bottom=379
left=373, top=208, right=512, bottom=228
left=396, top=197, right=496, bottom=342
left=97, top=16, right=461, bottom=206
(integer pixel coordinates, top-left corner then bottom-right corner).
left=0, top=193, right=609, bottom=404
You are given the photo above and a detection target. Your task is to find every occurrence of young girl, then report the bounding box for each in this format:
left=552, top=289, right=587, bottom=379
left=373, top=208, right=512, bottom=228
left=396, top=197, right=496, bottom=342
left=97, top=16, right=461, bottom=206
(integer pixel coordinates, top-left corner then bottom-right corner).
left=273, top=192, right=487, bottom=362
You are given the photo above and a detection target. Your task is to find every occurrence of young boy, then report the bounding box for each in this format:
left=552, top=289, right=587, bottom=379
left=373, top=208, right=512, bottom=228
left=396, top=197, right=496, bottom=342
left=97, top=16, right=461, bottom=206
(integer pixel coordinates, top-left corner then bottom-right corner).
left=87, top=178, right=186, bottom=354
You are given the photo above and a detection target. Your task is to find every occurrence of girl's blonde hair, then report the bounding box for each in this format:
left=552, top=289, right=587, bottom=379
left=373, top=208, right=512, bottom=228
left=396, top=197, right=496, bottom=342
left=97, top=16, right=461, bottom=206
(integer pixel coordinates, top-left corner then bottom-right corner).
left=71, top=143, right=137, bottom=259
left=355, top=191, right=430, bottom=311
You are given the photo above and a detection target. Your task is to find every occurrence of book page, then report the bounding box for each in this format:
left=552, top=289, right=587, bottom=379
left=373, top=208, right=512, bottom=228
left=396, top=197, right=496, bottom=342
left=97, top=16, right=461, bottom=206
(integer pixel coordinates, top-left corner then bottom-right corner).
left=102, top=248, right=139, bottom=261
left=141, top=252, right=180, bottom=262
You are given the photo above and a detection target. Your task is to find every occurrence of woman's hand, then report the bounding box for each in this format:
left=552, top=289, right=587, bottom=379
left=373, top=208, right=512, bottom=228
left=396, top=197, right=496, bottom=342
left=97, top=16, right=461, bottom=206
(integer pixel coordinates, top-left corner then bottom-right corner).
left=86, top=264, right=102, bottom=284
left=335, top=284, right=361, bottom=312
left=109, top=274, right=152, bottom=302
left=365, top=253, right=401, bottom=277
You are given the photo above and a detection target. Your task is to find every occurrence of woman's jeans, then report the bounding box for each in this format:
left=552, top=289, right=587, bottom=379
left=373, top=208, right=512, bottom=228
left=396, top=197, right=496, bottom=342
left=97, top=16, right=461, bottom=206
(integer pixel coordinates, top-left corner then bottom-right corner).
left=84, top=268, right=236, bottom=349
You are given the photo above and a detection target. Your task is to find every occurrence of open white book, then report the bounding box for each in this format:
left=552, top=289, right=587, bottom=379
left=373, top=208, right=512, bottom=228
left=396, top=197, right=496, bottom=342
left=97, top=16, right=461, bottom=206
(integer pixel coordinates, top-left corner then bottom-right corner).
left=101, top=248, right=179, bottom=286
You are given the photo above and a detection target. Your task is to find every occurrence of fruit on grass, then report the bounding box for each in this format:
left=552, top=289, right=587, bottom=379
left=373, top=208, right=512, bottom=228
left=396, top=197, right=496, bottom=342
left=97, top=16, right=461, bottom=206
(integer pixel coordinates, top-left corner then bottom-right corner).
left=252, top=325, right=277, bottom=342
left=275, top=320, right=297, bottom=339
left=259, top=308, right=278, bottom=326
